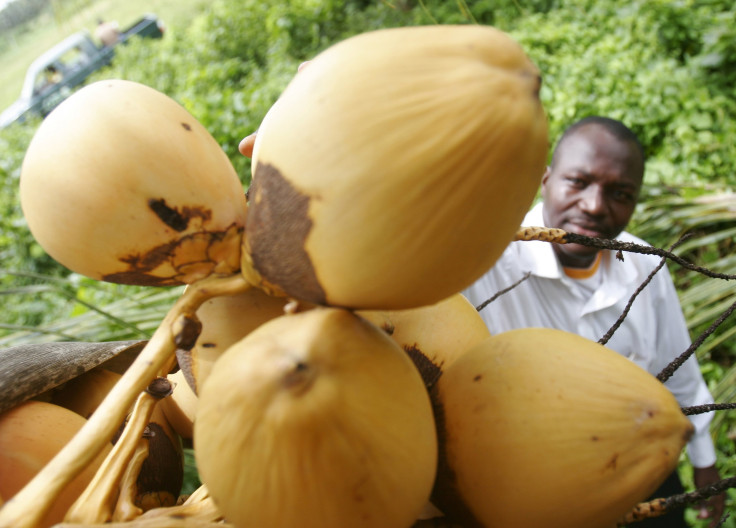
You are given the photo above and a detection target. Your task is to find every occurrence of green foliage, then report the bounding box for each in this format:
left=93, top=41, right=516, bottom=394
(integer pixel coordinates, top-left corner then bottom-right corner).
left=0, top=123, right=37, bottom=274
left=631, top=185, right=736, bottom=377
left=0, top=120, right=77, bottom=332
left=412, top=0, right=559, bottom=26
left=49, top=0, right=95, bottom=25
left=504, top=0, right=736, bottom=187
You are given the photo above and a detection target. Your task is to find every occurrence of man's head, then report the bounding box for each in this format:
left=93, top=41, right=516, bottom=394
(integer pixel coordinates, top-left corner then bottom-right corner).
left=541, top=116, right=645, bottom=268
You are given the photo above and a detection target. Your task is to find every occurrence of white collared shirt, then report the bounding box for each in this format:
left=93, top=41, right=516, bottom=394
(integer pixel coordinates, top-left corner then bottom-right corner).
left=463, top=202, right=717, bottom=468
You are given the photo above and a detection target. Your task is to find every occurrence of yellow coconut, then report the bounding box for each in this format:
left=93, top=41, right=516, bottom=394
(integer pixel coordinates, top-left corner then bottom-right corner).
left=243, top=24, right=548, bottom=309
left=20, top=79, right=246, bottom=286
left=176, top=286, right=306, bottom=394
left=431, top=328, right=694, bottom=528
left=48, top=367, right=124, bottom=420
left=358, top=293, right=491, bottom=387
left=194, top=308, right=437, bottom=528
left=0, top=401, right=112, bottom=528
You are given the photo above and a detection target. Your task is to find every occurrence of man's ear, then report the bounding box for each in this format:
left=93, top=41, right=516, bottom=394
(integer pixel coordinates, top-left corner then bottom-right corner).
left=540, top=166, right=551, bottom=196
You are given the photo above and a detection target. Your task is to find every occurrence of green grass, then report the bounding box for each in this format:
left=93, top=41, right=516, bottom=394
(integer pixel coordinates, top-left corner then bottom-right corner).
left=0, top=0, right=208, bottom=111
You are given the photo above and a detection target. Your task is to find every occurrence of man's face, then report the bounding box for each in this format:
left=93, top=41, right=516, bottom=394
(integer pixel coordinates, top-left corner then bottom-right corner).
left=541, top=124, right=643, bottom=268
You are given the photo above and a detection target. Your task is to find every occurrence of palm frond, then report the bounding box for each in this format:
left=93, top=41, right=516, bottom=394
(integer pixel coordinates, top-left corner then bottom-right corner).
left=0, top=286, right=183, bottom=348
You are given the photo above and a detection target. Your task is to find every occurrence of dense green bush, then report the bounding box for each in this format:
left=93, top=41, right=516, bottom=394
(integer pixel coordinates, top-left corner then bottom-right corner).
left=0, top=118, right=76, bottom=333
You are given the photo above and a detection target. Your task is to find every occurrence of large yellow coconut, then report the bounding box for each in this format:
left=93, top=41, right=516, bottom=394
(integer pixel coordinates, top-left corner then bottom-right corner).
left=243, top=24, right=548, bottom=309
left=194, top=308, right=437, bottom=528
left=431, top=328, right=694, bottom=528
left=20, top=79, right=246, bottom=286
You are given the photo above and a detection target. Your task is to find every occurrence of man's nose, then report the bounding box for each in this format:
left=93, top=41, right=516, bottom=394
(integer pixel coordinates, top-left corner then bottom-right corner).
left=578, top=185, right=605, bottom=216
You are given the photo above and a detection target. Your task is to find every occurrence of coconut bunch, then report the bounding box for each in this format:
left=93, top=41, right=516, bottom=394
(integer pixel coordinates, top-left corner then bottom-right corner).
left=184, top=307, right=691, bottom=528
left=0, top=23, right=693, bottom=528
left=0, top=320, right=694, bottom=528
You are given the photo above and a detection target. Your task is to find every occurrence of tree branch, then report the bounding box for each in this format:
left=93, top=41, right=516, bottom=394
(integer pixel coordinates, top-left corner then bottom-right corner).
left=618, top=477, right=736, bottom=525
left=514, top=227, right=736, bottom=281
left=657, top=297, right=736, bottom=383
left=682, top=402, right=736, bottom=416
left=598, top=236, right=689, bottom=346
left=475, top=272, right=531, bottom=313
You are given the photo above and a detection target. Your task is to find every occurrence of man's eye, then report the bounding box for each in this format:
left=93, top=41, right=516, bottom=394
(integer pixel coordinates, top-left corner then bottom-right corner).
left=612, top=190, right=635, bottom=203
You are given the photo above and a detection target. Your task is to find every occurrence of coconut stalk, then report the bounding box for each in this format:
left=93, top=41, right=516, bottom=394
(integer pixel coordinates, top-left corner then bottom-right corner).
left=112, top=437, right=150, bottom=522
left=135, top=485, right=224, bottom=523
left=64, top=377, right=172, bottom=523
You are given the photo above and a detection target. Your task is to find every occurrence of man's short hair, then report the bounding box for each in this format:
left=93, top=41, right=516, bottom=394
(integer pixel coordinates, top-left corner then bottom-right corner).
left=551, top=116, right=646, bottom=167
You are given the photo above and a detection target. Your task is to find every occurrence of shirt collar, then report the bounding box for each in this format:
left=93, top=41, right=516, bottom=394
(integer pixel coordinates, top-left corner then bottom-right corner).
left=563, top=252, right=602, bottom=279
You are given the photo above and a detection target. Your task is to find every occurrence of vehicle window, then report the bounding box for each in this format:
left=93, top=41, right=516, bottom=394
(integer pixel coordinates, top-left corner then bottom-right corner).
left=34, top=64, right=64, bottom=95
left=31, top=44, right=94, bottom=96
left=60, top=46, right=92, bottom=70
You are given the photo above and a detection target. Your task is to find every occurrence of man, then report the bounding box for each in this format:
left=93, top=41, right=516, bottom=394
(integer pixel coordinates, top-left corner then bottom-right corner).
left=95, top=18, right=120, bottom=47
left=462, top=116, right=724, bottom=526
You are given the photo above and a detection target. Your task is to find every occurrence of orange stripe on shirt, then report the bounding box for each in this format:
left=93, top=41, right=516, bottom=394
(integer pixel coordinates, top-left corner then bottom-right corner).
left=563, top=252, right=602, bottom=279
